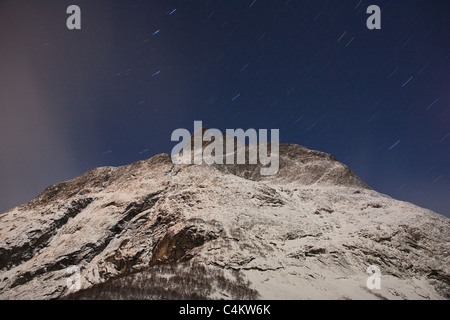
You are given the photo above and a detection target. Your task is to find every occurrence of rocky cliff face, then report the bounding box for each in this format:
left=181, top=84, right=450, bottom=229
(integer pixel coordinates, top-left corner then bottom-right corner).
left=0, top=143, right=449, bottom=300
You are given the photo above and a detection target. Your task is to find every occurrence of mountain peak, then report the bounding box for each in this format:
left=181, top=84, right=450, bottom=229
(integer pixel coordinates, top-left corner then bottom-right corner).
left=176, top=129, right=369, bottom=189
left=0, top=142, right=448, bottom=300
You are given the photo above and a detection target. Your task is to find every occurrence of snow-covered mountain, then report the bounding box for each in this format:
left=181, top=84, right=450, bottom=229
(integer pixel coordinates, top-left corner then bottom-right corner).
left=0, top=141, right=449, bottom=300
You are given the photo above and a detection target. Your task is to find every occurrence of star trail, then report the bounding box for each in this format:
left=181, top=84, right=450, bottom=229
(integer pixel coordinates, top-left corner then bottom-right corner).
left=0, top=0, right=449, bottom=216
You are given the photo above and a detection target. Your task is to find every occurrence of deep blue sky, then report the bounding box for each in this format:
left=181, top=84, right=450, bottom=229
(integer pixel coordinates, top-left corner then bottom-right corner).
left=0, top=0, right=449, bottom=216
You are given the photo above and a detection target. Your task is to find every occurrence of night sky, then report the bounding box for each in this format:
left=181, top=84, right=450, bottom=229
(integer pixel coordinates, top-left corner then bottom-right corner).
left=0, top=0, right=449, bottom=216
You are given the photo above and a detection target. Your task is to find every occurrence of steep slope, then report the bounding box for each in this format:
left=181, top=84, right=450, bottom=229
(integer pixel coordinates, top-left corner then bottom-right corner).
left=0, top=144, right=448, bottom=300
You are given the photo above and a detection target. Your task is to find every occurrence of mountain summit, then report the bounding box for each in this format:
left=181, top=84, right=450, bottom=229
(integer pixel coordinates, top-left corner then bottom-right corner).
left=0, top=143, right=448, bottom=300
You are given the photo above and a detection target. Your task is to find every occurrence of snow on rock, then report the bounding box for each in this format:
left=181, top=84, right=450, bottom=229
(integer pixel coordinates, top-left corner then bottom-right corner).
left=0, top=144, right=448, bottom=300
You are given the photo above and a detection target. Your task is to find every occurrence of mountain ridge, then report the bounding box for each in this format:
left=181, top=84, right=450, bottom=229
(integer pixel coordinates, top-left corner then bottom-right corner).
left=0, top=142, right=448, bottom=300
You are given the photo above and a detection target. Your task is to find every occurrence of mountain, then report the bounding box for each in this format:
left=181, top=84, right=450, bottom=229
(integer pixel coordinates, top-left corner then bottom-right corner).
left=0, top=141, right=449, bottom=300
